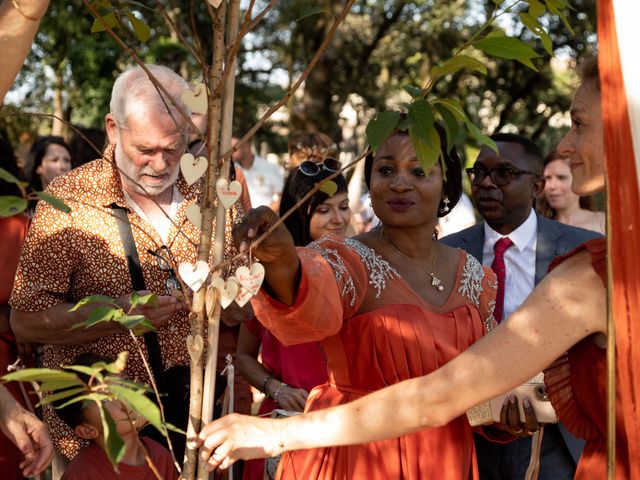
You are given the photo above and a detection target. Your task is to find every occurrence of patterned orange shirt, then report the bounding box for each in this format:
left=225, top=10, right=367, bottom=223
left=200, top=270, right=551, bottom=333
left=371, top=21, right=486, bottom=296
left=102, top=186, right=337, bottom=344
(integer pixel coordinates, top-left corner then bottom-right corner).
left=10, top=145, right=243, bottom=457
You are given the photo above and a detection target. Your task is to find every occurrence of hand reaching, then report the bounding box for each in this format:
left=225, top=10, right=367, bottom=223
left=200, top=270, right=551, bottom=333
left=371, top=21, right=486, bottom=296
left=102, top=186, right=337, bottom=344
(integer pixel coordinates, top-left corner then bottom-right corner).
left=193, top=413, right=283, bottom=471
left=0, top=387, right=54, bottom=477
left=232, top=206, right=296, bottom=264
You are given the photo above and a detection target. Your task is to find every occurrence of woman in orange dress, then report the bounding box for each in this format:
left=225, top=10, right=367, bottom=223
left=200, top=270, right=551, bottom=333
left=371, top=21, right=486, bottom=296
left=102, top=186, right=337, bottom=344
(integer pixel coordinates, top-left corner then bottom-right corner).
left=218, top=127, right=499, bottom=479
left=197, top=55, right=638, bottom=479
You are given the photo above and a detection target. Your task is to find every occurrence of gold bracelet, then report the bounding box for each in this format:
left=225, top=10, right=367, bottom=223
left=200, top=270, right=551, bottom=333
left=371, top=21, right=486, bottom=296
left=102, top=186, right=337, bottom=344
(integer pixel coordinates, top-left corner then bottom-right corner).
left=11, top=0, right=42, bottom=22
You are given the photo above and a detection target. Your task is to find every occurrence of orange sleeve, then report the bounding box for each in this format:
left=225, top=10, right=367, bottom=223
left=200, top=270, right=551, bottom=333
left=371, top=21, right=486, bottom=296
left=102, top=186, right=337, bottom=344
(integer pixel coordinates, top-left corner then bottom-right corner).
left=250, top=237, right=368, bottom=346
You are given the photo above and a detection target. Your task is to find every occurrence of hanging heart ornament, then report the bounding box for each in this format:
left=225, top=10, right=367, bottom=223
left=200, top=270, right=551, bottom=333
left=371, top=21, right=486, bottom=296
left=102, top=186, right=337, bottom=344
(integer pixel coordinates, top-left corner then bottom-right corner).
left=180, top=82, right=207, bottom=115
left=234, top=263, right=265, bottom=296
left=234, top=284, right=254, bottom=307
left=177, top=261, right=210, bottom=292
left=213, top=276, right=239, bottom=309
left=186, top=204, right=202, bottom=229
left=180, top=153, right=208, bottom=186
left=216, top=178, right=242, bottom=209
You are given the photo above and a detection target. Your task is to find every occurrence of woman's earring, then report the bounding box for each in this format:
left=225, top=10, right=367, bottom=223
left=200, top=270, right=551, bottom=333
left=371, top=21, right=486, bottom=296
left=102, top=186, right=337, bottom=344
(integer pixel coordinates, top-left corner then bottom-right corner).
left=438, top=196, right=450, bottom=214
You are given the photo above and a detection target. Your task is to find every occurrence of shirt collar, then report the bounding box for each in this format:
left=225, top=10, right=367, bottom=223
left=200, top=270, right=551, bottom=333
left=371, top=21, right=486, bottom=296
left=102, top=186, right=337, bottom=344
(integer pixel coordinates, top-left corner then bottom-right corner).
left=484, top=209, right=537, bottom=252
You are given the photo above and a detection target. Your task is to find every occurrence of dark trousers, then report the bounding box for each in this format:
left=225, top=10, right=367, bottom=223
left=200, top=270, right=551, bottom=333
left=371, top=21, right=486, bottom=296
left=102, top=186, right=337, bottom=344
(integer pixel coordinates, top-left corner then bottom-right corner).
left=475, top=425, right=577, bottom=480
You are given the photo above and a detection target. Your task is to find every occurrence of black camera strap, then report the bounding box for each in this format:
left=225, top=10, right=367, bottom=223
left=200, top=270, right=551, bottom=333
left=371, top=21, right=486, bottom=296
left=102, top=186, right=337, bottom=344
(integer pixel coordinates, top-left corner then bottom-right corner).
left=111, top=204, right=167, bottom=394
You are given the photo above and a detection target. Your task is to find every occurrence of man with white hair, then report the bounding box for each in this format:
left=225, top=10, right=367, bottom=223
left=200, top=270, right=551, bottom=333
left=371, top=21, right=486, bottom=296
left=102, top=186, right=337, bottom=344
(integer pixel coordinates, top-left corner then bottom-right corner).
left=9, top=65, right=246, bottom=462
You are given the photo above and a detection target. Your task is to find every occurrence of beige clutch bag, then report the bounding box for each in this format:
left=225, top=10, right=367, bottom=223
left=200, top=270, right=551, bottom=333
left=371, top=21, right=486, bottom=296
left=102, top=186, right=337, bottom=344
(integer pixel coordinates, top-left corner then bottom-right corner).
left=466, top=373, right=558, bottom=427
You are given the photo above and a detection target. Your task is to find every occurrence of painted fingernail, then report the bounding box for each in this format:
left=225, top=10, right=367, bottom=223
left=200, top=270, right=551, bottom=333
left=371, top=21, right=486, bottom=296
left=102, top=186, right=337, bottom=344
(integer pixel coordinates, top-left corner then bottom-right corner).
left=523, top=398, right=530, bottom=408
left=248, top=227, right=255, bottom=237
left=239, top=241, right=247, bottom=251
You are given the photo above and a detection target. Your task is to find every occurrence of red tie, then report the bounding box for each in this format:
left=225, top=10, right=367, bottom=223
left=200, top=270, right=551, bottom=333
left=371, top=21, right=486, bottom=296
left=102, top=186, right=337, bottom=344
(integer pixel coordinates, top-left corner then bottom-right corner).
left=491, top=237, right=513, bottom=323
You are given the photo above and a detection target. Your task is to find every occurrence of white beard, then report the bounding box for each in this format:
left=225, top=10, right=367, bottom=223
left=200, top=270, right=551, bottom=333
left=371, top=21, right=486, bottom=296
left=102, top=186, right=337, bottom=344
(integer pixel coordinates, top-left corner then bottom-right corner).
left=114, top=141, right=180, bottom=198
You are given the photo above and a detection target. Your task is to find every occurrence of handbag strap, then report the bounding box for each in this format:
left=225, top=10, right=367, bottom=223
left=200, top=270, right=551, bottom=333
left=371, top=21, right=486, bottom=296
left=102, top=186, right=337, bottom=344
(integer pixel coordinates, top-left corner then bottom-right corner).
left=111, top=204, right=167, bottom=393
left=524, top=426, right=545, bottom=480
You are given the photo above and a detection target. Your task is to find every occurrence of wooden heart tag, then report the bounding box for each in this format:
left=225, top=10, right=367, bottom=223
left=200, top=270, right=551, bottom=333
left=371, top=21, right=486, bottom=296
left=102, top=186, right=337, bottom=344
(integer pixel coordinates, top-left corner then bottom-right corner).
left=180, top=153, right=208, bottom=186
left=234, top=263, right=265, bottom=296
left=215, top=277, right=239, bottom=309
left=180, top=82, right=207, bottom=115
left=186, top=204, right=201, bottom=229
left=234, top=284, right=254, bottom=307
left=216, top=178, right=242, bottom=209
left=207, top=0, right=223, bottom=8
left=186, top=334, right=204, bottom=363
left=177, top=261, right=209, bottom=292
left=205, top=283, right=219, bottom=319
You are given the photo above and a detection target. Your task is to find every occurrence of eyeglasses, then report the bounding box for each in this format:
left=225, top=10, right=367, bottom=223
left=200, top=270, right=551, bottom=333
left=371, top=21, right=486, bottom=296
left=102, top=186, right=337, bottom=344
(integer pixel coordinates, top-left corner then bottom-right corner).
left=466, top=167, right=539, bottom=186
left=148, top=246, right=181, bottom=294
left=298, top=158, right=341, bottom=176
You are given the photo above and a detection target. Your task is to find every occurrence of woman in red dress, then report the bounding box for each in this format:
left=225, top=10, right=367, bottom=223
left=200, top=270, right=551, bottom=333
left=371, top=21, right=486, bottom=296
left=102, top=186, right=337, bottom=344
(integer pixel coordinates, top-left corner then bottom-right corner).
left=198, top=55, right=638, bottom=480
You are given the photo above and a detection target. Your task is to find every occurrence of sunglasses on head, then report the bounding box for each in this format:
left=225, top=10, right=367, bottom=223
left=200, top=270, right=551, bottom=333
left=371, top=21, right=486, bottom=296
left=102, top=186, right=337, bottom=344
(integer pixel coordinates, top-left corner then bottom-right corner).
left=298, top=157, right=341, bottom=177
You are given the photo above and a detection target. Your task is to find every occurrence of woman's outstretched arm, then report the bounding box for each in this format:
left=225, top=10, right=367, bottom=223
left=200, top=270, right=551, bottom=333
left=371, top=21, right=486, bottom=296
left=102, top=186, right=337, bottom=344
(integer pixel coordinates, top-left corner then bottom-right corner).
left=196, top=249, right=606, bottom=470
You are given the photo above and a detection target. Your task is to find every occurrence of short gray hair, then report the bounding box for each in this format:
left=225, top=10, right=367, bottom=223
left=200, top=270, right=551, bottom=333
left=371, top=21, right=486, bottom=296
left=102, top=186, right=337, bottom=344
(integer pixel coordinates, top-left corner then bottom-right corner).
left=109, top=64, right=190, bottom=126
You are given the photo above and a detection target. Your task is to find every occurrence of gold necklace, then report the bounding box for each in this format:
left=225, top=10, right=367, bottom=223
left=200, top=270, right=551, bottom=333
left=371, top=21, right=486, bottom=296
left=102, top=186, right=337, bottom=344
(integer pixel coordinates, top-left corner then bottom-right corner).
left=379, top=227, right=444, bottom=292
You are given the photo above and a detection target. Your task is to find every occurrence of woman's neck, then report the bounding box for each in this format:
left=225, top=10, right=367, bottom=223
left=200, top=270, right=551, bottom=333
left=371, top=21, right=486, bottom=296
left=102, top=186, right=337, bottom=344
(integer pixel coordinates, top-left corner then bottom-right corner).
left=555, top=200, right=584, bottom=225
left=378, top=224, right=437, bottom=261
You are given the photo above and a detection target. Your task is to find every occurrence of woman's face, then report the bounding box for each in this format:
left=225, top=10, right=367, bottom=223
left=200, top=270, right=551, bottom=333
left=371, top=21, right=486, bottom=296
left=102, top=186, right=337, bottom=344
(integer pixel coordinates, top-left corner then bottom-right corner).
left=557, top=80, right=605, bottom=196
left=543, top=158, right=580, bottom=210
left=308, top=192, right=350, bottom=240
left=369, top=134, right=443, bottom=229
left=37, top=143, right=71, bottom=187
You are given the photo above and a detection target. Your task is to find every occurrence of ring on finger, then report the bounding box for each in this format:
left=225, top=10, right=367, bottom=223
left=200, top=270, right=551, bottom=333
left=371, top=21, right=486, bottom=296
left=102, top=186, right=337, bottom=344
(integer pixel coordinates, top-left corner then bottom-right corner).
left=513, top=426, right=523, bottom=434
left=525, top=429, right=536, bottom=436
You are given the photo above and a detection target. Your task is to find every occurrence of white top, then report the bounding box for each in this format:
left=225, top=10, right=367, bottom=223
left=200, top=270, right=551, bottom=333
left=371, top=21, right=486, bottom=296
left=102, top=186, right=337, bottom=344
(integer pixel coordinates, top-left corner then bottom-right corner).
left=482, top=209, right=538, bottom=322
left=124, top=186, right=182, bottom=245
left=237, top=155, right=284, bottom=208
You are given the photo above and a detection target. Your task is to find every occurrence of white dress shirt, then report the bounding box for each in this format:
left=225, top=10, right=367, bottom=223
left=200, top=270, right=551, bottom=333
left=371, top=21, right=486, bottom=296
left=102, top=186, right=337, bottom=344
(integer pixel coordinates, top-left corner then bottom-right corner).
left=237, top=155, right=284, bottom=208
left=482, top=210, right=538, bottom=322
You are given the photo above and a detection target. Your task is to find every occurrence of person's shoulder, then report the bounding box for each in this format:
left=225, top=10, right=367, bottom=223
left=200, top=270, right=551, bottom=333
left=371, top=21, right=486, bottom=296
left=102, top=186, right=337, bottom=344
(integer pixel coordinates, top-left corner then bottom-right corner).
left=539, top=215, right=602, bottom=243
left=440, top=222, right=484, bottom=247
left=46, top=159, right=111, bottom=196
left=61, top=443, right=110, bottom=480
left=143, top=437, right=178, bottom=479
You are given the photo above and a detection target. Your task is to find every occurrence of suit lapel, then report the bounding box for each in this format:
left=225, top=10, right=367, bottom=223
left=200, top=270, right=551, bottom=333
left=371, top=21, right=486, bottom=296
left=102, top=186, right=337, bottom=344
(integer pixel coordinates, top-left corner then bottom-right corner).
left=535, top=215, right=566, bottom=285
left=462, top=223, right=485, bottom=263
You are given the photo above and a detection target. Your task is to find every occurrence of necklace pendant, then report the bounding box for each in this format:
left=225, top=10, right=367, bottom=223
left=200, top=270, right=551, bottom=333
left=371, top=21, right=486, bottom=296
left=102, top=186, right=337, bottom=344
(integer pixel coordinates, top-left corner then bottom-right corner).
left=431, top=275, right=444, bottom=292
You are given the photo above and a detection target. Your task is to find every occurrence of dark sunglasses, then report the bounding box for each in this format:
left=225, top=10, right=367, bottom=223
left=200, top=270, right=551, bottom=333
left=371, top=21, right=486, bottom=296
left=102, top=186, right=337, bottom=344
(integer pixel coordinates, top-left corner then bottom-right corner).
left=298, top=157, right=341, bottom=176
left=466, top=166, right=539, bottom=186
left=148, top=246, right=181, bottom=294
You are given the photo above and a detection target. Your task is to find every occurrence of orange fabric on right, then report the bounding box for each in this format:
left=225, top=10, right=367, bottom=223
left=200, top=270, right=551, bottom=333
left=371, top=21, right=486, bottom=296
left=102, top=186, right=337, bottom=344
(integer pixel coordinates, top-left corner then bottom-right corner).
left=545, top=238, right=634, bottom=479
left=251, top=236, right=497, bottom=479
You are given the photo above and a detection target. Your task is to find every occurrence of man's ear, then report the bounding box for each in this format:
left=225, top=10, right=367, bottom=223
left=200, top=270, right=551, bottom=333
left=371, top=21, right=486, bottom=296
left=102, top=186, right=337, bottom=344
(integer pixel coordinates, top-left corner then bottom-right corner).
left=532, top=176, right=545, bottom=196
left=105, top=113, right=119, bottom=146
left=74, top=423, right=99, bottom=440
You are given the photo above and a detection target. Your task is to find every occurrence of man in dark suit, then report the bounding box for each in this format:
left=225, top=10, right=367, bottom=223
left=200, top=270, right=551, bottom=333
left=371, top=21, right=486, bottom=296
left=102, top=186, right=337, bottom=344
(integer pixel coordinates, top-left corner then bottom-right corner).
left=443, top=133, right=601, bottom=480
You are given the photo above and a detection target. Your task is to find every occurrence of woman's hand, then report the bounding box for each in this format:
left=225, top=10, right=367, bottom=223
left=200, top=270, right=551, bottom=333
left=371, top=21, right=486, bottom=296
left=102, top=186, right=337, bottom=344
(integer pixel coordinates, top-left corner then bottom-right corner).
left=233, top=207, right=301, bottom=305
left=269, top=383, right=308, bottom=412
left=232, top=206, right=296, bottom=264
left=194, top=413, right=283, bottom=471
left=493, top=394, right=542, bottom=437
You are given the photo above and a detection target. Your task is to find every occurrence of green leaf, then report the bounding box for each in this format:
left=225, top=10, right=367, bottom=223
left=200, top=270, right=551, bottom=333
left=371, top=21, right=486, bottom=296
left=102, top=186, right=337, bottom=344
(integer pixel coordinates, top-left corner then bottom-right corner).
left=407, top=99, right=435, bottom=143
left=119, top=314, right=153, bottom=335
left=544, top=0, right=574, bottom=35
left=99, top=404, right=126, bottom=469
left=298, top=6, right=326, bottom=20
left=40, top=376, right=85, bottom=392
left=318, top=180, right=338, bottom=198
left=55, top=392, right=109, bottom=410
left=0, top=196, right=28, bottom=217
left=0, top=168, right=27, bottom=186
left=528, top=0, right=546, bottom=18
left=72, top=306, right=121, bottom=329
left=91, top=11, right=118, bottom=34
left=432, top=98, right=467, bottom=121
left=465, top=119, right=498, bottom=152
left=38, top=387, right=87, bottom=406
left=365, top=111, right=401, bottom=151
left=109, top=385, right=166, bottom=435
left=434, top=105, right=460, bottom=150
left=126, top=12, right=150, bottom=43
left=64, top=365, right=102, bottom=378
left=430, top=54, right=487, bottom=80
left=68, top=295, right=115, bottom=313
left=473, top=35, right=541, bottom=69
left=165, top=422, right=186, bottom=435
left=402, top=84, right=423, bottom=98
left=129, top=291, right=157, bottom=309
left=408, top=126, right=441, bottom=173
left=519, top=13, right=553, bottom=56
left=1, top=368, right=79, bottom=384
left=35, top=191, right=71, bottom=213
left=101, top=352, right=128, bottom=375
